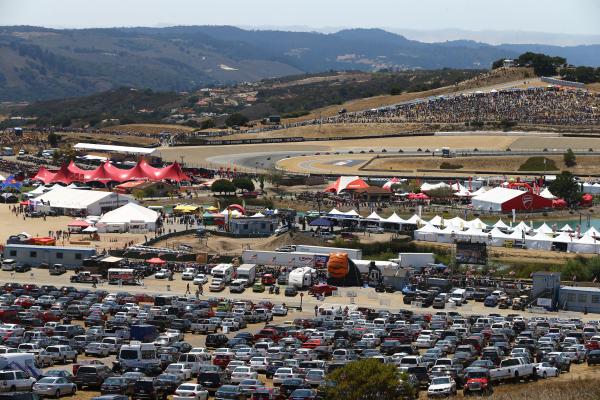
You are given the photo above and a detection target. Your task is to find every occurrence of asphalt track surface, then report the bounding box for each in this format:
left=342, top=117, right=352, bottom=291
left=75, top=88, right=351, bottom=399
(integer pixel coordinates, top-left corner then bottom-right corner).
left=159, top=132, right=600, bottom=176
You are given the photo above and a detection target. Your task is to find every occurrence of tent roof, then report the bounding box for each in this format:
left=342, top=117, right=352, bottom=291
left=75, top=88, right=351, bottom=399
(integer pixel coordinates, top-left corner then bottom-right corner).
left=429, top=215, right=443, bottom=226
left=584, top=227, right=600, bottom=238
left=384, top=212, right=405, bottom=224
left=343, top=209, right=361, bottom=217
left=472, top=187, right=526, bottom=204
left=327, top=208, right=345, bottom=216
left=467, top=218, right=488, bottom=229
left=536, top=223, right=554, bottom=234
left=365, top=212, right=382, bottom=221
left=560, top=224, right=574, bottom=232
left=67, top=219, right=90, bottom=227
left=309, top=217, right=333, bottom=227
left=98, top=203, right=158, bottom=224
left=415, top=224, right=442, bottom=233
left=324, top=176, right=369, bottom=194
left=540, top=187, right=557, bottom=199
left=493, top=219, right=510, bottom=229
left=251, top=212, right=265, bottom=218
left=405, top=214, right=426, bottom=225
left=35, top=187, right=122, bottom=209
left=421, top=182, right=450, bottom=192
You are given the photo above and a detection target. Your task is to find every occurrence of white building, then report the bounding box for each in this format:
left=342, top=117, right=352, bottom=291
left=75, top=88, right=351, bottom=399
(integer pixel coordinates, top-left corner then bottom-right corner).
left=34, top=187, right=130, bottom=215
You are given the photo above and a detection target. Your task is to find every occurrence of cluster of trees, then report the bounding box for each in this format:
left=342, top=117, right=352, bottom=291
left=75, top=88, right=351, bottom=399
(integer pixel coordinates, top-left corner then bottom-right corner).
left=559, top=66, right=600, bottom=83
left=492, top=52, right=566, bottom=76
left=211, top=177, right=255, bottom=195
left=549, top=171, right=581, bottom=206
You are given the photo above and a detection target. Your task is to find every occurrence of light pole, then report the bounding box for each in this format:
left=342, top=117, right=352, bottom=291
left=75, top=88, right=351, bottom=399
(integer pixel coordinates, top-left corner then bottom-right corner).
left=299, top=292, right=304, bottom=311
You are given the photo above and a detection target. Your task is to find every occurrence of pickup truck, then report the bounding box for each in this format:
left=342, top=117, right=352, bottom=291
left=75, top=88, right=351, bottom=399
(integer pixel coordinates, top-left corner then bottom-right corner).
left=489, top=357, right=537, bottom=382
left=191, top=319, right=219, bottom=334
left=70, top=272, right=99, bottom=284
left=44, top=345, right=78, bottom=364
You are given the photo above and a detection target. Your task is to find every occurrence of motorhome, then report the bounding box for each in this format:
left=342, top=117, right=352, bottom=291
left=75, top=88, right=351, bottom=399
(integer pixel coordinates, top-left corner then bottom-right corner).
left=211, top=264, right=234, bottom=283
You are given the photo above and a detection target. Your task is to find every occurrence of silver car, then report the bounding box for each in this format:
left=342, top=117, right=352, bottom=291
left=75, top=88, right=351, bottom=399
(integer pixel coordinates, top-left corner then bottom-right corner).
left=32, top=376, right=76, bottom=397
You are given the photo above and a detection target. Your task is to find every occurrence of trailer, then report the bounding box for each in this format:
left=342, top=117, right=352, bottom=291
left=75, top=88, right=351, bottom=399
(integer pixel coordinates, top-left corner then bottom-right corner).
left=293, top=245, right=363, bottom=260
left=211, top=264, right=234, bottom=283
left=236, top=264, right=256, bottom=285
left=288, top=267, right=315, bottom=289
left=394, top=253, right=435, bottom=270
left=242, top=250, right=316, bottom=268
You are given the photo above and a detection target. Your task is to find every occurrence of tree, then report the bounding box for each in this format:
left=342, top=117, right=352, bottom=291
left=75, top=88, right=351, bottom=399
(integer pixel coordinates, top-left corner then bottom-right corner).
left=322, top=359, right=412, bottom=400
left=564, top=148, right=577, bottom=167
left=47, top=132, right=60, bottom=147
left=517, top=52, right=566, bottom=77
left=258, top=175, right=265, bottom=192
left=225, top=113, right=249, bottom=127
left=549, top=171, right=581, bottom=206
left=427, top=187, right=455, bottom=198
left=211, top=179, right=236, bottom=195
left=232, top=177, right=255, bottom=192
left=267, top=168, right=284, bottom=188
left=491, top=58, right=505, bottom=70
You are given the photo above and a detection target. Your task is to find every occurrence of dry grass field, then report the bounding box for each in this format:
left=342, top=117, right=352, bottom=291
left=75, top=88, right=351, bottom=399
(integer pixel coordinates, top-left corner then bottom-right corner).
left=364, top=154, right=600, bottom=174
left=105, top=123, right=195, bottom=134
left=59, top=131, right=158, bottom=146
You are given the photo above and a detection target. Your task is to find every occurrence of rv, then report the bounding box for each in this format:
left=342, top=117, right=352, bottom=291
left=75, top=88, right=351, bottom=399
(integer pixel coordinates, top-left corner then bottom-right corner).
left=236, top=264, right=256, bottom=285
left=211, top=264, right=234, bottom=283
left=288, top=267, right=315, bottom=289
left=294, top=245, right=363, bottom=260
left=0, top=353, right=40, bottom=379
left=117, top=342, right=159, bottom=370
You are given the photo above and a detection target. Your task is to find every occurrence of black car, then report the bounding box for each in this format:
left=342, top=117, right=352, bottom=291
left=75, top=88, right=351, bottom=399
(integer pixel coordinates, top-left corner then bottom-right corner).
left=280, top=378, right=307, bottom=397
left=285, top=286, right=298, bottom=297
left=206, top=333, right=229, bottom=348
left=49, top=265, right=67, bottom=275
left=101, top=377, right=135, bottom=396
left=156, top=373, right=182, bottom=394
left=406, top=366, right=430, bottom=388
left=198, top=371, right=229, bottom=393
left=214, top=385, right=245, bottom=400
left=265, top=361, right=285, bottom=378
left=171, top=319, right=191, bottom=332
left=588, top=350, right=600, bottom=366
left=73, top=365, right=115, bottom=389
left=15, top=264, right=31, bottom=273
left=132, top=378, right=168, bottom=400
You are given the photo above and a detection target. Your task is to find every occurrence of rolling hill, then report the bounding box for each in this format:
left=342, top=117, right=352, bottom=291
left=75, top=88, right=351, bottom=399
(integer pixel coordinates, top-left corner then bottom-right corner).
left=1, top=25, right=599, bottom=101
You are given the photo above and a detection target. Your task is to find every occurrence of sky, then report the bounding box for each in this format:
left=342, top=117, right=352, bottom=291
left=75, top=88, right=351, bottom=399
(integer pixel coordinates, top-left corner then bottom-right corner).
left=1, top=0, right=599, bottom=37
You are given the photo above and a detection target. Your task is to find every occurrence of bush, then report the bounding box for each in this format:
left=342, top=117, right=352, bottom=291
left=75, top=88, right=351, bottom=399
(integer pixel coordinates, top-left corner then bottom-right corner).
left=518, top=157, right=557, bottom=171
left=440, top=162, right=463, bottom=170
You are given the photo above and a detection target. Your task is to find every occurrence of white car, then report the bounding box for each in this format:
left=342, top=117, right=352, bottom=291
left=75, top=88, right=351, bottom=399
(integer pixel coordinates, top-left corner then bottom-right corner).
left=304, top=369, right=325, bottom=386
left=416, top=334, right=436, bottom=348
left=84, top=342, right=111, bottom=357
left=209, top=279, right=225, bottom=292
left=155, top=269, right=172, bottom=279
left=249, top=356, right=269, bottom=372
left=272, top=306, right=288, bottom=316
left=273, top=367, right=299, bottom=385
left=193, top=274, right=208, bottom=285
left=534, top=362, right=559, bottom=378
left=427, top=376, right=457, bottom=397
left=165, top=363, right=193, bottom=380
left=182, top=268, right=196, bottom=280
left=230, top=366, right=258, bottom=384
left=165, top=329, right=184, bottom=342
left=173, top=383, right=209, bottom=400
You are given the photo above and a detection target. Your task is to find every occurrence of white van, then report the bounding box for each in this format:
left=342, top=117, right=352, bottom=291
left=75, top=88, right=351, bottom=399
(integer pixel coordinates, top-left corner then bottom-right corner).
left=450, top=289, right=467, bottom=305
left=117, top=342, right=159, bottom=370
left=1, top=259, right=16, bottom=271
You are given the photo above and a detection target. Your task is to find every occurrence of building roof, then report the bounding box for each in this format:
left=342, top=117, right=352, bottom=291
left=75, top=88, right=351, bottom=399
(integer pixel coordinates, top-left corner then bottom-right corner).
left=472, top=187, right=526, bottom=204
left=34, top=187, right=120, bottom=209
left=74, top=143, right=157, bottom=156
left=561, top=286, right=600, bottom=293
left=4, top=243, right=95, bottom=251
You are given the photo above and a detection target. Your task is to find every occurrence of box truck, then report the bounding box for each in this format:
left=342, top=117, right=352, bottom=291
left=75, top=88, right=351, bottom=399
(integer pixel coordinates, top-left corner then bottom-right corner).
left=236, top=264, right=256, bottom=285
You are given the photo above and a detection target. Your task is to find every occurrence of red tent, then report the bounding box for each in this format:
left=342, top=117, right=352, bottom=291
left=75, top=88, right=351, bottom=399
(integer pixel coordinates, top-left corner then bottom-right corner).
left=67, top=219, right=90, bottom=228
left=158, top=162, right=190, bottom=182
left=67, top=161, right=90, bottom=181
left=139, top=159, right=164, bottom=180
left=553, top=199, right=568, bottom=209
left=32, top=166, right=56, bottom=184
left=122, top=162, right=148, bottom=181
left=146, top=257, right=166, bottom=265
left=324, top=176, right=369, bottom=194
left=103, top=162, right=131, bottom=182
left=49, top=163, right=75, bottom=185
left=86, top=162, right=115, bottom=183
left=581, top=193, right=593, bottom=207
left=408, top=193, right=430, bottom=200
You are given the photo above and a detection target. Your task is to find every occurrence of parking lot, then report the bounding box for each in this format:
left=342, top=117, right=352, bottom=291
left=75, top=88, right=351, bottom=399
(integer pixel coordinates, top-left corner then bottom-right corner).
left=0, top=267, right=599, bottom=400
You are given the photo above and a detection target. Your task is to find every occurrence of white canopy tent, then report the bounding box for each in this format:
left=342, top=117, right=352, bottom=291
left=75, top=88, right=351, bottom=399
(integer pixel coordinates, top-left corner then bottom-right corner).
left=584, top=227, right=600, bottom=238
left=536, top=223, right=554, bottom=234
left=466, top=218, right=488, bottom=230
left=384, top=213, right=405, bottom=224
left=250, top=212, right=265, bottom=218
left=97, top=203, right=158, bottom=233
left=493, top=219, right=510, bottom=230
left=429, top=215, right=444, bottom=227
left=364, top=212, right=383, bottom=221
left=405, top=214, right=426, bottom=226
left=414, top=224, right=442, bottom=242
left=559, top=224, right=574, bottom=232
left=525, top=231, right=553, bottom=251
left=571, top=235, right=599, bottom=254
left=446, top=217, right=466, bottom=229
left=540, top=188, right=557, bottom=199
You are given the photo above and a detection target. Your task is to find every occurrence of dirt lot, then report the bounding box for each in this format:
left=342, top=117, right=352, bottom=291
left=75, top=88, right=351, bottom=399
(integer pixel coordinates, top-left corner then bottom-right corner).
left=106, top=123, right=196, bottom=135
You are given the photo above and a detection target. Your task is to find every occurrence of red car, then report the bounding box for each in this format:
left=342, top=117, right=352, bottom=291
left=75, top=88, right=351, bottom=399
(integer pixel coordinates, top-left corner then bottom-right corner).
left=23, top=284, right=39, bottom=292
left=308, top=284, right=337, bottom=297
left=14, top=296, right=35, bottom=308
left=0, top=306, right=19, bottom=323
left=254, top=328, right=283, bottom=343
left=301, top=338, right=325, bottom=349
left=212, top=354, right=232, bottom=368
left=261, top=274, right=276, bottom=285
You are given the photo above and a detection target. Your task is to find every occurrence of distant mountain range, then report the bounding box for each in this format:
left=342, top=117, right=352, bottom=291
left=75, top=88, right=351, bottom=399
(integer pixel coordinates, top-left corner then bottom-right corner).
left=1, top=25, right=599, bottom=101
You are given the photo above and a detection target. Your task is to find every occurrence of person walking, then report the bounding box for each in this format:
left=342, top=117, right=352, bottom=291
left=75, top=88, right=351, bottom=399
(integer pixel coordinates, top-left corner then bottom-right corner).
left=314, top=305, right=318, bottom=317
left=186, top=283, right=190, bottom=295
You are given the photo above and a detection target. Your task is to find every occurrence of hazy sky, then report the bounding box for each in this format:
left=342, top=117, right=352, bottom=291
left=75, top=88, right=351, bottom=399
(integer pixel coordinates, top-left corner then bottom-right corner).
left=1, top=0, right=599, bottom=35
